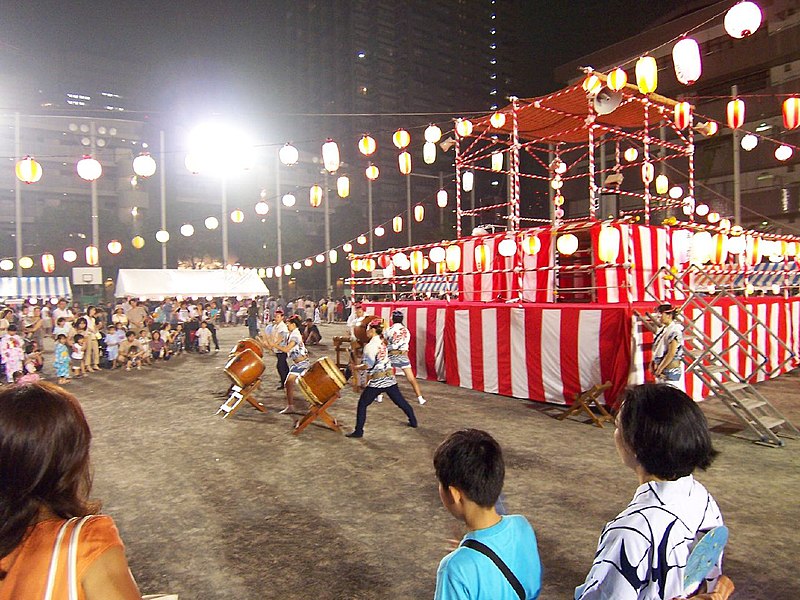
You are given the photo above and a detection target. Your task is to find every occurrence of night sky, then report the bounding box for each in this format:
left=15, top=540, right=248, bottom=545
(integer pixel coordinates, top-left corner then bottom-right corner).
left=0, top=1, right=677, bottom=116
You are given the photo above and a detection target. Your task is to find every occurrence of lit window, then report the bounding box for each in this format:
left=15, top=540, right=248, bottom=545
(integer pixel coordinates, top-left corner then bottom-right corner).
left=490, top=43, right=496, bottom=49
left=490, top=58, right=497, bottom=64
left=490, top=73, right=497, bottom=80
left=491, top=180, right=499, bottom=186
left=357, top=51, right=366, bottom=58
left=490, top=104, right=498, bottom=110
left=490, top=28, right=496, bottom=34
left=359, top=86, right=368, bottom=95
left=490, top=89, right=497, bottom=95
left=490, top=14, right=496, bottom=19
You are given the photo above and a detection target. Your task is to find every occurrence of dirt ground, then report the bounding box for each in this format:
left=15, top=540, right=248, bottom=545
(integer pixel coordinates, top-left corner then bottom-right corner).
left=49, top=324, right=799, bottom=599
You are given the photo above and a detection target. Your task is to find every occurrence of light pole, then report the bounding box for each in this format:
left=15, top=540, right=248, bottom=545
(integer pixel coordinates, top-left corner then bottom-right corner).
left=368, top=178, right=374, bottom=252
left=323, top=171, right=331, bottom=295
left=14, top=112, right=21, bottom=277
left=159, top=130, right=167, bottom=268
left=406, top=171, right=443, bottom=246
left=275, top=155, right=283, bottom=297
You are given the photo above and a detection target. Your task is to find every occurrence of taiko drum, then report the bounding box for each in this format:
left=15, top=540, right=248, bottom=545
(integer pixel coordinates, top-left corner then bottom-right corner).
left=352, top=314, right=378, bottom=344
left=297, top=357, right=347, bottom=405
left=224, top=348, right=265, bottom=387
left=229, top=338, right=263, bottom=358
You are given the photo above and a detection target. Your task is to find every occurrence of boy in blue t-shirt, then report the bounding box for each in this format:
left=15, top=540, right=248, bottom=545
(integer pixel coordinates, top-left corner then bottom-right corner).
left=434, top=429, right=541, bottom=600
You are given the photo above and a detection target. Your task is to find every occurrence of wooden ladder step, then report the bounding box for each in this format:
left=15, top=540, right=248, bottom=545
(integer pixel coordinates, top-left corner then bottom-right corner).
left=736, top=397, right=767, bottom=411
left=759, top=416, right=785, bottom=431
left=720, top=382, right=749, bottom=392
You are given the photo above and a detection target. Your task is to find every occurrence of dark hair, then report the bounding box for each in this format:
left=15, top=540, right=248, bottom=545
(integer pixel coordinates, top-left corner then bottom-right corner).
left=618, top=384, right=718, bottom=480
left=0, top=383, right=97, bottom=574
left=287, top=315, right=302, bottom=328
left=7, top=324, right=17, bottom=333
left=126, top=331, right=135, bottom=338
left=392, top=310, right=404, bottom=323
left=73, top=333, right=84, bottom=343
left=56, top=334, right=67, bottom=342
left=74, top=317, right=87, bottom=330
left=433, top=429, right=505, bottom=508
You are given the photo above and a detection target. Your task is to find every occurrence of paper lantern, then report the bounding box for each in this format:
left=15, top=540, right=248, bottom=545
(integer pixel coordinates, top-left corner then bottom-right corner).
left=375, top=226, right=385, bottom=237
left=257, top=268, right=266, bottom=278
left=672, top=38, right=702, bottom=85
left=410, top=250, right=425, bottom=275
left=435, top=261, right=446, bottom=275
left=674, top=102, right=692, bottom=130
left=315, top=254, right=325, bottom=263
left=598, top=226, right=621, bottom=263
left=337, top=176, right=350, bottom=198
left=655, top=174, right=669, bottom=195
left=0, top=259, right=13, bottom=271
left=635, top=56, right=658, bottom=94
left=414, top=204, right=424, bottom=222
left=691, top=231, right=713, bottom=264
left=462, top=171, right=474, bottom=192
left=712, top=233, right=729, bottom=264
left=498, top=238, right=516, bottom=257
left=131, top=237, right=145, bottom=250
left=309, top=185, right=323, bottom=207
left=490, top=112, right=506, bottom=128
left=582, top=74, right=602, bottom=96
left=437, top=189, right=448, bottom=207
left=231, top=209, right=245, bottom=223
left=726, top=234, right=746, bottom=255
left=351, top=259, right=362, bottom=272
left=184, top=153, right=203, bottom=174
left=205, top=216, right=219, bottom=230
left=455, top=119, right=473, bottom=137
left=672, top=230, right=692, bottom=264
left=329, top=250, right=338, bottom=264
left=727, top=99, right=745, bottom=129
left=358, top=135, right=376, bottom=156
left=180, top=224, right=194, bottom=237
left=107, top=240, right=122, bottom=254
left=322, top=138, right=341, bottom=173
left=491, top=152, right=503, bottom=172
left=343, top=242, right=353, bottom=252
left=783, top=97, right=800, bottom=130
left=424, top=125, right=442, bottom=143
left=392, top=129, right=410, bottom=149
left=378, top=254, right=391, bottom=269
left=283, top=264, right=292, bottom=276
left=474, top=244, right=490, bottom=271
left=392, top=252, right=408, bottom=268
left=607, top=67, right=627, bottom=91
left=669, top=186, right=684, bottom=199
left=707, top=212, right=720, bottom=224
left=279, top=143, right=299, bottom=166
left=695, top=203, right=709, bottom=216
left=282, top=194, right=296, bottom=207
left=696, top=121, right=719, bottom=137
left=77, top=156, right=102, bottom=181
left=398, top=151, right=412, bottom=174
left=445, top=245, right=461, bottom=272
left=556, top=233, right=578, bottom=255
left=16, top=156, right=42, bottom=184
left=724, top=1, right=762, bottom=38
left=19, top=256, right=34, bottom=269
left=522, top=235, right=541, bottom=255
left=429, top=246, right=446, bottom=263
left=85, top=246, right=99, bottom=266
left=365, top=164, right=379, bottom=180
left=133, top=153, right=157, bottom=177
left=423, top=142, right=436, bottom=164
left=641, top=162, right=654, bottom=185
left=719, top=218, right=731, bottom=232
left=624, top=147, right=638, bottom=162
left=357, top=235, right=367, bottom=245
left=775, top=145, right=793, bottom=162
left=740, top=134, right=758, bottom=151
left=393, top=216, right=403, bottom=233
left=37, top=253, right=55, bottom=274
left=155, top=230, right=170, bottom=243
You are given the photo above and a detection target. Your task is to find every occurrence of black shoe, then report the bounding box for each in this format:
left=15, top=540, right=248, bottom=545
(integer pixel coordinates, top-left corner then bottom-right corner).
left=407, top=422, right=418, bottom=428
left=345, top=431, right=363, bottom=438
left=276, top=384, right=285, bottom=390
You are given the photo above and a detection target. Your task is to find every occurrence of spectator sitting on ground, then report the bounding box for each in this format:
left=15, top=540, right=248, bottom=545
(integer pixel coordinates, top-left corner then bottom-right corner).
left=0, top=382, right=141, bottom=599
left=137, top=330, right=153, bottom=366
left=302, top=318, right=322, bottom=345
left=117, top=331, right=144, bottom=370
left=433, top=428, right=542, bottom=600
left=149, top=330, right=169, bottom=361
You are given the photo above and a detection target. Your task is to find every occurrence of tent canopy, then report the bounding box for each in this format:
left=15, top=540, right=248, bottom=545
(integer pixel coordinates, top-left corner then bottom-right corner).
left=115, top=269, right=268, bottom=300
left=0, top=277, right=72, bottom=301
left=477, top=80, right=679, bottom=144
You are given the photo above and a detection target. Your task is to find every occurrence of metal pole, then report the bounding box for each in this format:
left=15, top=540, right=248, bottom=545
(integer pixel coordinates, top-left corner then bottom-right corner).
left=221, top=176, right=228, bottom=266
left=90, top=121, right=99, bottom=254
left=324, top=171, right=331, bottom=295
left=732, top=84, right=741, bottom=225
left=438, top=172, right=444, bottom=230
left=470, top=188, right=476, bottom=232
left=548, top=144, right=555, bottom=222
left=275, top=156, right=283, bottom=297
left=406, top=175, right=412, bottom=246
left=160, top=130, right=167, bottom=269
left=368, top=179, right=374, bottom=252
left=14, top=113, right=21, bottom=277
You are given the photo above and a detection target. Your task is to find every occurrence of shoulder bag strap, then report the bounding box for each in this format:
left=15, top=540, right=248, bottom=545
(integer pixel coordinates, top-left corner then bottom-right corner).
left=43, top=518, right=78, bottom=600
left=67, top=516, right=93, bottom=600
left=461, top=539, right=525, bottom=600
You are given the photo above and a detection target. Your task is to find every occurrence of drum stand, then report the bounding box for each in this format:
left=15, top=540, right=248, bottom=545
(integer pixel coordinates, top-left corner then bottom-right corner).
left=216, top=380, right=266, bottom=419
left=293, top=393, right=342, bottom=436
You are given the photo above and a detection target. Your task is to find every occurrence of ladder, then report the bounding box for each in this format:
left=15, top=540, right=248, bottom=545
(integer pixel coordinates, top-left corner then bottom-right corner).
left=636, top=264, right=799, bottom=447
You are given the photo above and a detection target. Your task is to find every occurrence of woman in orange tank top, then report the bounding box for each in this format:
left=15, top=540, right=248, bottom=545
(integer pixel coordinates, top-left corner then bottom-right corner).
left=0, top=382, right=140, bottom=600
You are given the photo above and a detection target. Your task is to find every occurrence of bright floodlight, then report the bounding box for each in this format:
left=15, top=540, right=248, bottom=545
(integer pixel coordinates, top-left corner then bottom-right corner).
left=186, top=122, right=255, bottom=175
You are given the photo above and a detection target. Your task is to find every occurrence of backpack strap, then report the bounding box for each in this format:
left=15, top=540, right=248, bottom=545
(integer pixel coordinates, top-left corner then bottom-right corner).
left=461, top=539, right=525, bottom=600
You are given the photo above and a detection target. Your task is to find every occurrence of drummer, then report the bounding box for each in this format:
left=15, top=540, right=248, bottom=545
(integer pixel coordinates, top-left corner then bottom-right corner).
left=270, top=315, right=310, bottom=414
left=386, top=310, right=426, bottom=405
left=346, top=318, right=417, bottom=439
left=347, top=301, right=366, bottom=342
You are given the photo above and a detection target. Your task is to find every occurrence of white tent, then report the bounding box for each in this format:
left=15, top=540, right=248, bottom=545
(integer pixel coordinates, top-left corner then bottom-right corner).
left=0, top=276, right=72, bottom=301
left=115, top=269, right=268, bottom=300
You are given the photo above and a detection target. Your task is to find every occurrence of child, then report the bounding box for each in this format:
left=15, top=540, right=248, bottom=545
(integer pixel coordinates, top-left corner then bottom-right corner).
left=433, top=429, right=541, bottom=600
left=171, top=323, right=185, bottom=355
left=70, top=333, right=86, bottom=378
left=118, top=331, right=142, bottom=370
left=51, top=316, right=70, bottom=341
left=138, top=329, right=152, bottom=365
left=13, top=369, right=41, bottom=385
left=196, top=321, right=212, bottom=353
left=53, top=333, right=71, bottom=384
left=1, top=325, right=26, bottom=383
left=24, top=341, right=44, bottom=374
left=105, top=324, right=125, bottom=367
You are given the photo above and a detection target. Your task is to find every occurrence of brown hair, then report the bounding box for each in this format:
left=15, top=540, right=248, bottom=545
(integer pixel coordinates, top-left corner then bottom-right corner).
left=0, top=382, right=98, bottom=576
